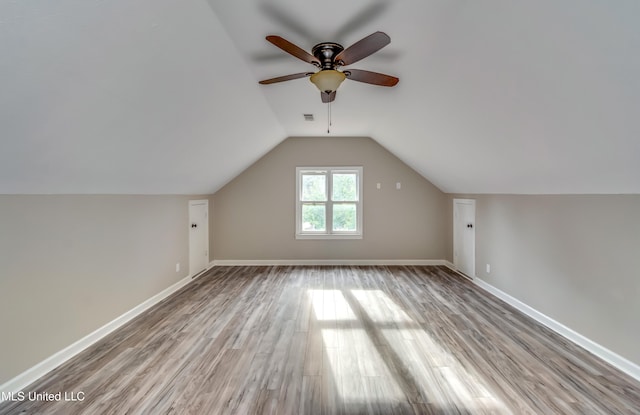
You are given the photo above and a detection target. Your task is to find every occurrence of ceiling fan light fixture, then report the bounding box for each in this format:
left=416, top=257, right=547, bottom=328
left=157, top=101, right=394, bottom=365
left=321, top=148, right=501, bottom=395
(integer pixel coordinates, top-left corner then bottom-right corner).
left=259, top=32, right=398, bottom=102
left=310, top=70, right=346, bottom=93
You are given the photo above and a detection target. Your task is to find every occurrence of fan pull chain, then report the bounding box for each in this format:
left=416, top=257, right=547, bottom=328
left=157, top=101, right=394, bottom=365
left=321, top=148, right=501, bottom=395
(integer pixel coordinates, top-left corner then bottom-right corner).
left=327, top=101, right=332, bottom=134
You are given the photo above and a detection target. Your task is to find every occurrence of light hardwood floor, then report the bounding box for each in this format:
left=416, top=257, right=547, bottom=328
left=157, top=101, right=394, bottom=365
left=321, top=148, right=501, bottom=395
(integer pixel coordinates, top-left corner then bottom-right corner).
left=1, top=266, right=639, bottom=414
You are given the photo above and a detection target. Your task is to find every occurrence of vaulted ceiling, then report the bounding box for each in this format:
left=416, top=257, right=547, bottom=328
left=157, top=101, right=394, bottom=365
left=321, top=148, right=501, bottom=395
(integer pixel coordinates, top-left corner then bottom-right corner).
left=1, top=0, right=639, bottom=194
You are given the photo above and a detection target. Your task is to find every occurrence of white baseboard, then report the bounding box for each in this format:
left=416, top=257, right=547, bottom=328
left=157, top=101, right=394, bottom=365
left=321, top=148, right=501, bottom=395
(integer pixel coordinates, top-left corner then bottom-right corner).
left=442, top=261, right=475, bottom=281
left=470, top=275, right=640, bottom=383
left=212, top=259, right=449, bottom=266
left=0, top=269, right=207, bottom=395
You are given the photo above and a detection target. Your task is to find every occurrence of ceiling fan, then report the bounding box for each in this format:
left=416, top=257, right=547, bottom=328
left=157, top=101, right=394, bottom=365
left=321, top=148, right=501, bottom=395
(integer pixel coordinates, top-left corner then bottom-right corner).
left=258, top=31, right=399, bottom=103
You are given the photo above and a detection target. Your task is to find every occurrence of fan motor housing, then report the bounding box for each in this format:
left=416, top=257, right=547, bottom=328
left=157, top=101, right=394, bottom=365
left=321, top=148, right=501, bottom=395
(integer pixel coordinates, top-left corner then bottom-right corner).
left=312, top=42, right=344, bottom=69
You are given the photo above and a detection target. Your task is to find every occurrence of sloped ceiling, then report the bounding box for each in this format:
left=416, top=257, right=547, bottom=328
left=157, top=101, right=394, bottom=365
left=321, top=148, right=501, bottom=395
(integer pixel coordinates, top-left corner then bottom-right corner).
left=1, top=0, right=639, bottom=194
left=0, top=0, right=284, bottom=194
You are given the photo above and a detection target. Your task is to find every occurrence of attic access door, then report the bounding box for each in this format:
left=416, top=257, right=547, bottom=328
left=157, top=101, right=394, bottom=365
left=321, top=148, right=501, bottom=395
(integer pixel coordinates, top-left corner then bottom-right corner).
left=453, top=198, right=475, bottom=278
left=189, top=200, right=209, bottom=277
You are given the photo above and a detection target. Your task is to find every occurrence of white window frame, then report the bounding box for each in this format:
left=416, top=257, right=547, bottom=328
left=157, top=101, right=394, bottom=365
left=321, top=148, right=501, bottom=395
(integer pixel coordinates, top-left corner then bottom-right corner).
left=296, top=166, right=363, bottom=240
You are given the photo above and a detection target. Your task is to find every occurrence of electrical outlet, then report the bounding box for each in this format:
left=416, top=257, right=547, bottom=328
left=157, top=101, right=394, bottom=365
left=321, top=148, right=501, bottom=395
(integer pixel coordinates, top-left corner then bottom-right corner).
left=176, top=263, right=180, bottom=272
left=396, top=182, right=401, bottom=190
left=486, top=264, right=491, bottom=273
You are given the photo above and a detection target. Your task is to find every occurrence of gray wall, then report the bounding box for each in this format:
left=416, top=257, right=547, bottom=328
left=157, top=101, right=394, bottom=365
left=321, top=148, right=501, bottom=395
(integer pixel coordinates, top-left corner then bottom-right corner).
left=461, top=194, right=640, bottom=365
left=0, top=195, right=196, bottom=385
left=212, top=137, right=449, bottom=261
left=4, top=168, right=637, bottom=386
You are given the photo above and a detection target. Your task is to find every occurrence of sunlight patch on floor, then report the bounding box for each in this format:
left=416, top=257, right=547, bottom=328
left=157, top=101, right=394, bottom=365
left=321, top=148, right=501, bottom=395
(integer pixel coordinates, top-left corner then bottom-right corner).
left=351, top=289, right=509, bottom=412
left=321, top=328, right=405, bottom=403
left=309, top=289, right=356, bottom=321
left=309, top=287, right=510, bottom=412
left=310, top=289, right=404, bottom=403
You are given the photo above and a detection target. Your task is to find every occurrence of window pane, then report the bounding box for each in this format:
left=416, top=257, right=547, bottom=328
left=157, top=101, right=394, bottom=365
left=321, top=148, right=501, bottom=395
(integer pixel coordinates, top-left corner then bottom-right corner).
left=302, top=174, right=326, bottom=201
left=302, top=204, right=326, bottom=231
left=332, top=173, right=357, bottom=201
left=333, top=203, right=357, bottom=232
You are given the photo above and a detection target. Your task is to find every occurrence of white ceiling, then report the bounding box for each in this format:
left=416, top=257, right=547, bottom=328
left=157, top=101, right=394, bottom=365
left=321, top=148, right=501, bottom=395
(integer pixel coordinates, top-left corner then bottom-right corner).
left=1, top=0, right=639, bottom=194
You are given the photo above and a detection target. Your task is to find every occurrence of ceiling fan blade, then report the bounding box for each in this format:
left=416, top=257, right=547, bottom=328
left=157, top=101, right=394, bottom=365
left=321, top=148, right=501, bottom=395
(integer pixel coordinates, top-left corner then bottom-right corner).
left=259, top=72, right=313, bottom=85
left=259, top=4, right=317, bottom=42
left=332, top=1, right=389, bottom=41
left=321, top=91, right=336, bottom=103
left=345, top=69, right=399, bottom=87
left=335, top=31, right=391, bottom=66
left=266, top=36, right=320, bottom=66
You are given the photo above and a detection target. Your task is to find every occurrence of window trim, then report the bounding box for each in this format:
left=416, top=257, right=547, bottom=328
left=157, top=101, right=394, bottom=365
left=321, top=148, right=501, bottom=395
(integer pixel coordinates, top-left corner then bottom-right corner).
left=296, top=166, right=363, bottom=240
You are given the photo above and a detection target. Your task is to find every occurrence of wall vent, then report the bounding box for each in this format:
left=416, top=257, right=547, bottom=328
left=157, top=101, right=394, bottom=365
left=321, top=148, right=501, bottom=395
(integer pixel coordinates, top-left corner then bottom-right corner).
left=303, top=114, right=314, bottom=121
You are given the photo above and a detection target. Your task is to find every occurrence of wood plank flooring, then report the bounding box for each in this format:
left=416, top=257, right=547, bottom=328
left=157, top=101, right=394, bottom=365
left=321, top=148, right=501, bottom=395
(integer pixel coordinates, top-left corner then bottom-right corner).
left=1, top=266, right=639, bottom=414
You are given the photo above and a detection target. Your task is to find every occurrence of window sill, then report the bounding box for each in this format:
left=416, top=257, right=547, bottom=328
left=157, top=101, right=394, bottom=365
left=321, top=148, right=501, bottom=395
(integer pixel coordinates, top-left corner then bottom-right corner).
left=296, top=233, right=363, bottom=240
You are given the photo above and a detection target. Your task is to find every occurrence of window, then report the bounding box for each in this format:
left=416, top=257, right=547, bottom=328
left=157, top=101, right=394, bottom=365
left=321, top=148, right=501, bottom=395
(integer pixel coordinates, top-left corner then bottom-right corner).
left=296, top=167, right=363, bottom=239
